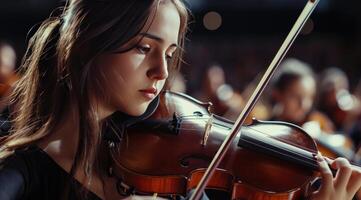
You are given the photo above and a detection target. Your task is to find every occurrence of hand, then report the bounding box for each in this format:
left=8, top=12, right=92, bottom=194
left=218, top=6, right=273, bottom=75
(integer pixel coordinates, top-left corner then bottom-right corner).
left=310, top=153, right=361, bottom=200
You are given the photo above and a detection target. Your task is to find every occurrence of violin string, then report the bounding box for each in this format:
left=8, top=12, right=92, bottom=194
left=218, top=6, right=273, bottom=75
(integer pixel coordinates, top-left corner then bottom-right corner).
left=179, top=115, right=327, bottom=153
left=243, top=126, right=319, bottom=154
left=238, top=136, right=319, bottom=169
left=159, top=114, right=360, bottom=167
left=170, top=123, right=361, bottom=168
left=177, top=121, right=231, bottom=130
left=173, top=125, right=318, bottom=164
left=241, top=126, right=318, bottom=163
left=170, top=115, right=319, bottom=163
left=175, top=116, right=319, bottom=154
left=176, top=120, right=313, bottom=152
left=170, top=121, right=319, bottom=168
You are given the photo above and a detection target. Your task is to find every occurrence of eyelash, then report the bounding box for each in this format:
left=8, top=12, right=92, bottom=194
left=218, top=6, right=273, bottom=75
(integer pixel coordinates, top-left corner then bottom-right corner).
left=136, top=45, right=174, bottom=61
left=136, top=45, right=151, bottom=54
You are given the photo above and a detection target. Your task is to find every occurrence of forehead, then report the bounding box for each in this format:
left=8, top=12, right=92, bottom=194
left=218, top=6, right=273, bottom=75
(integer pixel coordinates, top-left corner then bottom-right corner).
left=286, top=76, right=315, bottom=96
left=142, top=2, right=180, bottom=44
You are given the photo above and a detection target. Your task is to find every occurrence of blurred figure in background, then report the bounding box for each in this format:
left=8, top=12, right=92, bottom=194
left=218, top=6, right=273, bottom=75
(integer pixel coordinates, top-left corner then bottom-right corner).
left=270, top=58, right=335, bottom=133
left=317, top=67, right=360, bottom=132
left=269, top=58, right=356, bottom=158
left=194, top=64, right=244, bottom=116
left=193, top=63, right=270, bottom=123
left=0, top=41, right=18, bottom=136
left=347, top=79, right=361, bottom=163
left=0, top=41, right=18, bottom=97
left=0, top=41, right=19, bottom=113
left=268, top=58, right=356, bottom=159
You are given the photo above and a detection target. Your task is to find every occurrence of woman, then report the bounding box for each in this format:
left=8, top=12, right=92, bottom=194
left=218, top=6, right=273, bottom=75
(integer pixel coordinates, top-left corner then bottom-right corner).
left=0, top=0, right=186, bottom=199
left=318, top=67, right=360, bottom=132
left=0, top=0, right=360, bottom=199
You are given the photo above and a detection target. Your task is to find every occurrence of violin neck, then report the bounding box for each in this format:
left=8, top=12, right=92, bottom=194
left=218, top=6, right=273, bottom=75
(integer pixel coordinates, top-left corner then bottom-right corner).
left=238, top=129, right=319, bottom=171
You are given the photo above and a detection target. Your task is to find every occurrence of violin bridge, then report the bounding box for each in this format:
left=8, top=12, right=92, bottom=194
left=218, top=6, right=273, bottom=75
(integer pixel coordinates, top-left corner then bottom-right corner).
left=201, top=114, right=213, bottom=147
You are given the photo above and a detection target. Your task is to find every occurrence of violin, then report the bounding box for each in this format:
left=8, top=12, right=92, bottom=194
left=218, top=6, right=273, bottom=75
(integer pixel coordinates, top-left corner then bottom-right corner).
left=107, top=90, right=331, bottom=200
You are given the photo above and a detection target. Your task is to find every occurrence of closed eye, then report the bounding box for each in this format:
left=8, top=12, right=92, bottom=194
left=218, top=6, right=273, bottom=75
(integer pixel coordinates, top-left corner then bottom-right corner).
left=136, top=45, right=151, bottom=54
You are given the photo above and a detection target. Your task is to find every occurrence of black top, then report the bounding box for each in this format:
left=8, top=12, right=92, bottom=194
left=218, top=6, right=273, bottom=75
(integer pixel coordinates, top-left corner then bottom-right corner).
left=0, top=145, right=102, bottom=200
left=0, top=97, right=161, bottom=200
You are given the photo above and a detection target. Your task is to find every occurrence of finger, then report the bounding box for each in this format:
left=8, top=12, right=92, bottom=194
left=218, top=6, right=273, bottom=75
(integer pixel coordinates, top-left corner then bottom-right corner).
left=347, top=167, right=361, bottom=195
left=315, top=153, right=334, bottom=194
left=323, top=156, right=333, bottom=164
left=330, top=157, right=352, bottom=190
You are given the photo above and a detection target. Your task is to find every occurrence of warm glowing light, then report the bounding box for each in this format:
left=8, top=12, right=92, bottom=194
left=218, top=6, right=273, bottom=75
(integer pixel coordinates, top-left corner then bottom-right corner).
left=203, top=11, right=222, bottom=31
left=217, top=84, right=233, bottom=101
left=336, top=89, right=355, bottom=111
left=327, top=134, right=347, bottom=147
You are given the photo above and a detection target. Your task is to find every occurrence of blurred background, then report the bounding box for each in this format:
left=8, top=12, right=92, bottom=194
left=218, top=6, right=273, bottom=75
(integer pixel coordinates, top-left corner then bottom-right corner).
left=1, top=0, right=360, bottom=88
left=1, top=0, right=361, bottom=161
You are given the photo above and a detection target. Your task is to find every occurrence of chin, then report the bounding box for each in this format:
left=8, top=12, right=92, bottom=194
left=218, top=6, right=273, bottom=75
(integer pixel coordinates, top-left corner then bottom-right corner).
left=126, top=104, right=149, bottom=117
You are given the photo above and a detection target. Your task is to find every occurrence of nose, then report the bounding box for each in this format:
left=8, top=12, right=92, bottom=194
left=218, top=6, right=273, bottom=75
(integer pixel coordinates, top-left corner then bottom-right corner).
left=147, top=53, right=169, bottom=80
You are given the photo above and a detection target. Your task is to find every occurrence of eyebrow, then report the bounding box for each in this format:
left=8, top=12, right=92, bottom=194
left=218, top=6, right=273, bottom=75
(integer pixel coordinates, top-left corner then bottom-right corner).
left=139, top=32, right=179, bottom=48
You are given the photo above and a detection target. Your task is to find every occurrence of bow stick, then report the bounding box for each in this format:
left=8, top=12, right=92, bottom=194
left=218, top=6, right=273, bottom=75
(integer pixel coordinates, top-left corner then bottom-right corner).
left=189, top=0, right=320, bottom=199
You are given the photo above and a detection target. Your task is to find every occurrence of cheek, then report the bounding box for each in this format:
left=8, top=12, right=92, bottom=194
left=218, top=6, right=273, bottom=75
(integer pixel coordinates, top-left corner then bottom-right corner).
left=158, top=79, right=166, bottom=90
left=116, top=56, right=143, bottom=75
left=284, top=98, right=299, bottom=112
left=102, top=54, right=144, bottom=89
left=107, top=58, right=139, bottom=80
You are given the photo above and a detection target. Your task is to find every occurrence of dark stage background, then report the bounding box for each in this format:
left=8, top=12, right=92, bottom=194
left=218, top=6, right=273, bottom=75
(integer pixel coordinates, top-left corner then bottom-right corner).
left=0, top=0, right=360, bottom=93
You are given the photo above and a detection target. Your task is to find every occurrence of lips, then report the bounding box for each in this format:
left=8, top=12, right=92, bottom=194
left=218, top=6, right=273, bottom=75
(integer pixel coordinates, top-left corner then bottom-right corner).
left=139, top=87, right=157, bottom=95
left=139, top=87, right=157, bottom=100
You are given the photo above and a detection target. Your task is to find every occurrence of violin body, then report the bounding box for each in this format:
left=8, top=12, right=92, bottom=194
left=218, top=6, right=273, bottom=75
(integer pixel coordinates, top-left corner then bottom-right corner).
left=109, top=91, right=323, bottom=199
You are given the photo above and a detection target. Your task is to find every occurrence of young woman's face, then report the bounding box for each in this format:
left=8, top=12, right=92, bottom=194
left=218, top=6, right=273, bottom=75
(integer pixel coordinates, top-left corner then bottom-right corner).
left=93, top=2, right=180, bottom=116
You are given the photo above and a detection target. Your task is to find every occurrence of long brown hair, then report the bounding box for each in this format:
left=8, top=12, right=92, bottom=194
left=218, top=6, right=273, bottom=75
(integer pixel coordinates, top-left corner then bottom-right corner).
left=0, top=0, right=189, bottom=194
